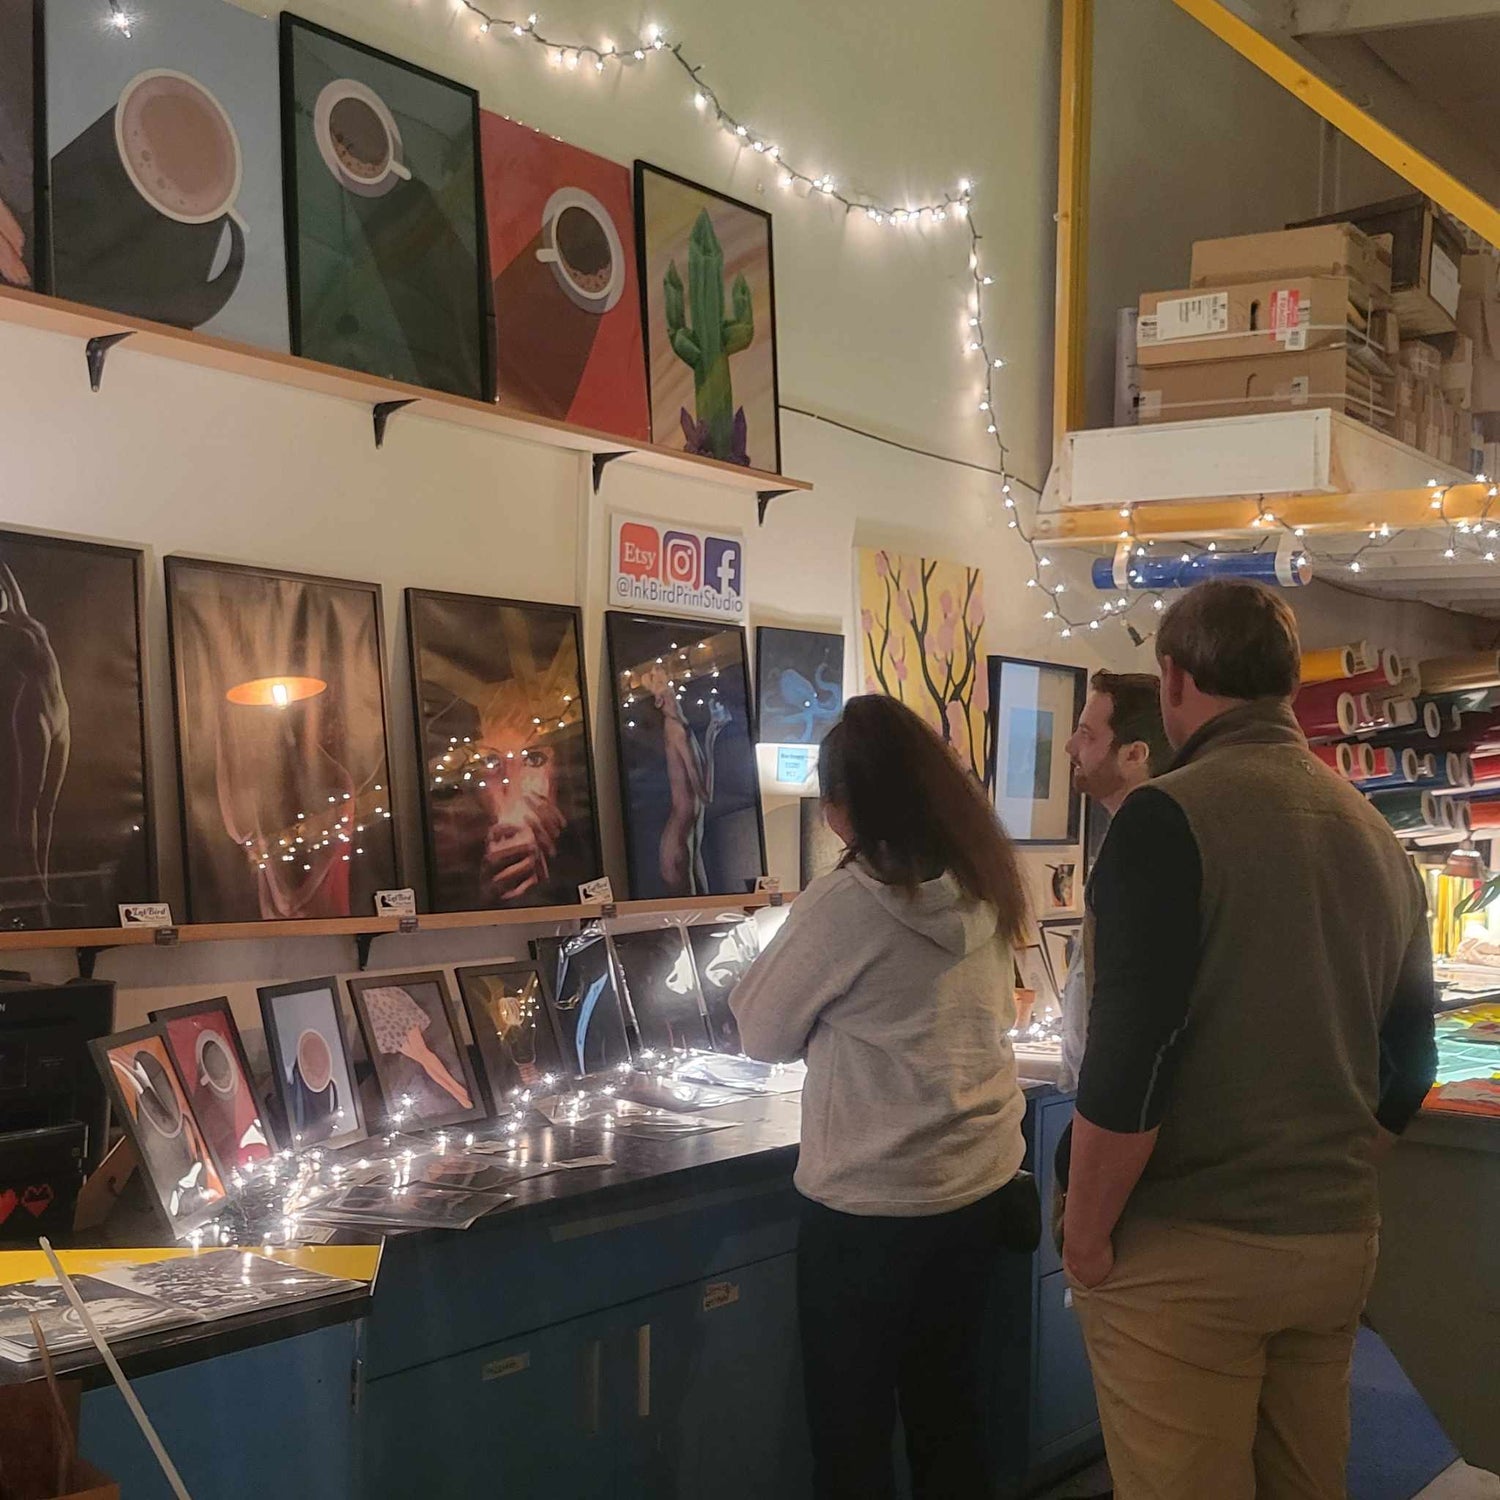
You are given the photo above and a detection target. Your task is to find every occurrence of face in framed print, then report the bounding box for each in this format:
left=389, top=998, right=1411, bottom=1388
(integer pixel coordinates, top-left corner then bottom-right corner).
left=606, top=611, right=766, bottom=900
left=531, top=930, right=632, bottom=1076
left=280, top=14, right=488, bottom=399
left=635, top=161, right=780, bottom=472
left=988, top=656, right=1087, bottom=844
left=165, top=556, right=399, bottom=923
left=91, top=1025, right=228, bottom=1239
left=456, top=960, right=569, bottom=1108
left=755, top=627, right=844, bottom=747
left=346, top=970, right=485, bottom=1131
left=0, top=529, right=152, bottom=931
left=406, top=588, right=601, bottom=912
left=258, top=977, right=366, bottom=1150
left=152, top=997, right=274, bottom=1175
left=0, top=0, right=43, bottom=290
left=610, top=926, right=710, bottom=1054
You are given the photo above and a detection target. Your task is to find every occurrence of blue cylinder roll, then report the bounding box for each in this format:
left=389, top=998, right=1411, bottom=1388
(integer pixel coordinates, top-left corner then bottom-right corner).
left=1093, top=550, right=1311, bottom=592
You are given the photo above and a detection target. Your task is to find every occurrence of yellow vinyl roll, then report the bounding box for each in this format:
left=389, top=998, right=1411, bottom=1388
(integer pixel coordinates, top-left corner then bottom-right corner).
left=1301, top=646, right=1357, bottom=685
left=1418, top=653, right=1500, bottom=695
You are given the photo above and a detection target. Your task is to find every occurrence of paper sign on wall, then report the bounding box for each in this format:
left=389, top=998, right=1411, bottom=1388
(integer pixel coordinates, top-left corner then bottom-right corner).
left=610, top=512, right=747, bottom=623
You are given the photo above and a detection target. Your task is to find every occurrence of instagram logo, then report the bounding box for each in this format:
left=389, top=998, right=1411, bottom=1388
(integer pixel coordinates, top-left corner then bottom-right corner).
left=618, top=522, right=660, bottom=580
left=663, top=531, right=702, bottom=589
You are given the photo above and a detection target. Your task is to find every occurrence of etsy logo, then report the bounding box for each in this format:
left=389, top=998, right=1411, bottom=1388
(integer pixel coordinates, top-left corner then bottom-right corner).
left=704, top=536, right=742, bottom=598
left=663, top=530, right=702, bottom=589
left=619, top=522, right=660, bottom=580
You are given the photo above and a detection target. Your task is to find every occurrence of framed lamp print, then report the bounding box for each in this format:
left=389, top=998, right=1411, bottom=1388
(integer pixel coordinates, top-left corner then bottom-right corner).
left=280, top=14, right=489, bottom=399
left=0, top=528, right=153, bottom=931
left=634, top=161, right=781, bottom=472
left=164, top=556, right=399, bottom=923
left=258, top=977, right=365, bottom=1150
left=346, top=970, right=485, bottom=1131
left=406, top=588, right=602, bottom=912
left=610, top=926, right=710, bottom=1054
left=530, top=931, right=632, bottom=1077
left=606, top=611, right=767, bottom=900
left=0, top=0, right=44, bottom=291
left=988, top=656, right=1086, bottom=845
left=455, top=960, right=569, bottom=1108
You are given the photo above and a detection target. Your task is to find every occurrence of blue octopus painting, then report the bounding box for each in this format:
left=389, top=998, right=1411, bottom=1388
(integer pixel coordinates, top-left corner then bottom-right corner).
left=756, top=627, right=845, bottom=745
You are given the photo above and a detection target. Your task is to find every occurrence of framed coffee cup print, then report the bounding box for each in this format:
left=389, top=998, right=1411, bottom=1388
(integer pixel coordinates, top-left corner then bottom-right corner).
left=988, top=656, right=1086, bottom=845
left=281, top=14, right=489, bottom=399
left=456, top=960, right=570, bottom=1108
left=47, top=0, right=288, bottom=347
left=0, top=0, right=44, bottom=291
left=258, top=978, right=366, bottom=1151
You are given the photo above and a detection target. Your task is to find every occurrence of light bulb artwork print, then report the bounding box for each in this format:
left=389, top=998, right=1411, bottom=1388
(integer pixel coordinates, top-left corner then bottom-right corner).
left=456, top=960, right=570, bottom=1107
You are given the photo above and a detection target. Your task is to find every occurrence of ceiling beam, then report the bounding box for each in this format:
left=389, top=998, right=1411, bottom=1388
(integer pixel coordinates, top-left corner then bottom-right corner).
left=1291, top=1, right=1500, bottom=36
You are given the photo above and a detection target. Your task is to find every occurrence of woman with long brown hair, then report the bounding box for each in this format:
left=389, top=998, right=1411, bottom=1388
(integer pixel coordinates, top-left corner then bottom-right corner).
left=733, top=694, right=1036, bottom=1500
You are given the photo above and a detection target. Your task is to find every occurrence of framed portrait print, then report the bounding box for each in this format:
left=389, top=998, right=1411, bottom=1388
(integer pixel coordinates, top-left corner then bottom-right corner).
left=346, top=970, right=485, bottom=1131
left=610, top=926, right=710, bottom=1054
left=90, top=1024, right=229, bottom=1239
left=530, top=931, right=632, bottom=1076
left=455, top=960, right=570, bottom=1109
left=257, top=977, right=366, bottom=1150
left=0, top=528, right=153, bottom=931
left=634, top=161, right=781, bottom=472
left=165, top=556, right=399, bottom=923
left=606, top=611, right=767, bottom=900
left=151, top=997, right=274, bottom=1174
left=685, top=919, right=758, bottom=1054
left=0, top=0, right=45, bottom=291
left=988, top=656, right=1086, bottom=845
left=406, top=588, right=602, bottom=912
left=280, top=14, right=489, bottom=399
left=755, top=627, right=844, bottom=747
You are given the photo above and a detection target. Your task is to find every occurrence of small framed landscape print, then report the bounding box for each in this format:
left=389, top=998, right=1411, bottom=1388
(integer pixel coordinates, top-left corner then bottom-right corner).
left=257, top=977, right=366, bottom=1150
left=455, top=960, right=570, bottom=1108
left=988, top=656, right=1087, bottom=845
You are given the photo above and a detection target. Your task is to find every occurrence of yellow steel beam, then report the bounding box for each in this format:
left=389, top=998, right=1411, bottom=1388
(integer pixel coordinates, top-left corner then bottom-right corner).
left=1034, top=481, right=1498, bottom=545
left=1173, top=0, right=1500, bottom=248
left=1054, top=0, right=1093, bottom=440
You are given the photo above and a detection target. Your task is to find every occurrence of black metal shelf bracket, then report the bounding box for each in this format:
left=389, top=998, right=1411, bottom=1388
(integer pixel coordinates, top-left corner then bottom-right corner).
left=76, top=946, right=109, bottom=980
left=355, top=932, right=378, bottom=971
left=372, top=399, right=418, bottom=449
left=757, top=489, right=795, bottom=526
left=591, top=451, right=631, bottom=494
left=86, top=333, right=134, bottom=393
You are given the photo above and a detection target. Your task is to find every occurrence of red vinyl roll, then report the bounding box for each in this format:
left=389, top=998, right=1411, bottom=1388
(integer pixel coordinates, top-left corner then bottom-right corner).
left=1356, top=746, right=1395, bottom=780
left=1311, top=743, right=1355, bottom=777
left=1468, top=801, right=1500, bottom=829
left=1352, top=694, right=1387, bottom=735
left=1294, top=686, right=1357, bottom=740
left=1324, top=655, right=1404, bottom=695
left=1471, top=753, right=1500, bottom=786
left=1380, top=698, right=1419, bottom=730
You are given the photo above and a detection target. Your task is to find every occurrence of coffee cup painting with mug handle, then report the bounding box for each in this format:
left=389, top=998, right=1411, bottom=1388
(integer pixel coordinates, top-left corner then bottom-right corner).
left=258, top=978, right=367, bottom=1152
left=313, top=79, right=412, bottom=197
left=45, top=0, right=289, bottom=347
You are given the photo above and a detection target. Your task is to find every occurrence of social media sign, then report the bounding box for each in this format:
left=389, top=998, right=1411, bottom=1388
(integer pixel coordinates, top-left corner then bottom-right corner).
left=609, top=512, right=747, bottom=623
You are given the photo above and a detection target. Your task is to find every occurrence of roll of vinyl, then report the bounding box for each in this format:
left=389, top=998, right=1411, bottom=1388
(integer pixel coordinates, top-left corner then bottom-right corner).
left=1301, top=644, right=1363, bottom=685
left=1416, top=753, right=1438, bottom=780
left=1447, top=800, right=1473, bottom=836
left=1353, top=746, right=1417, bottom=785
left=1094, top=550, right=1312, bottom=592
left=1294, top=688, right=1358, bottom=740
left=1345, top=652, right=1402, bottom=691
left=1378, top=698, right=1420, bottom=731
left=1370, top=789, right=1439, bottom=833
left=1311, top=742, right=1355, bottom=777
left=1298, top=661, right=1403, bottom=724
left=1470, top=752, right=1500, bottom=787
left=1468, top=801, right=1500, bottom=830
left=1418, top=653, right=1500, bottom=696
left=1352, top=694, right=1387, bottom=735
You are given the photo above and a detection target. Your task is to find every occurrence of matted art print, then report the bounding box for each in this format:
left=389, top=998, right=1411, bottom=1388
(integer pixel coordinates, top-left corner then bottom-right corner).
left=406, top=589, right=601, bottom=912
left=483, top=112, right=648, bottom=438
left=48, top=0, right=288, bottom=345
left=0, top=528, right=152, bottom=931
left=165, top=556, right=398, bottom=923
left=258, top=977, right=365, bottom=1150
left=857, top=549, right=989, bottom=781
left=989, top=656, right=1086, bottom=844
left=281, top=14, right=488, bottom=398
left=610, top=926, right=710, bottom=1054
left=0, top=0, right=43, bottom=290
left=607, top=611, right=765, bottom=900
left=755, top=627, right=844, bottom=746
left=456, top=960, right=569, bottom=1107
left=635, top=161, right=780, bottom=471
left=686, top=919, right=759, bottom=1054
left=531, top=930, right=632, bottom=1076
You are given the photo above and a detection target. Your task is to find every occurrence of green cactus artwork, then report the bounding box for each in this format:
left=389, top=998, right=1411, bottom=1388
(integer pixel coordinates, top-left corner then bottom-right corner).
left=663, top=210, right=754, bottom=465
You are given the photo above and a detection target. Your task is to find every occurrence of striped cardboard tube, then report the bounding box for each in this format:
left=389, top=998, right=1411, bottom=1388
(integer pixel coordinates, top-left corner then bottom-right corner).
left=1300, top=645, right=1358, bottom=685
left=1370, top=788, right=1438, bottom=834
left=1418, top=653, right=1500, bottom=696
left=1294, top=688, right=1357, bottom=740
left=1311, top=742, right=1355, bottom=777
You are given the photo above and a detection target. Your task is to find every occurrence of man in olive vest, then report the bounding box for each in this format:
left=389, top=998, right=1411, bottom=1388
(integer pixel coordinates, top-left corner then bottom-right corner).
left=1062, top=579, right=1437, bottom=1499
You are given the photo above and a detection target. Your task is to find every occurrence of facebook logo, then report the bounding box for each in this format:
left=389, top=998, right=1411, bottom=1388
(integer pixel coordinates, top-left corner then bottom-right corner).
left=705, top=536, right=742, bottom=599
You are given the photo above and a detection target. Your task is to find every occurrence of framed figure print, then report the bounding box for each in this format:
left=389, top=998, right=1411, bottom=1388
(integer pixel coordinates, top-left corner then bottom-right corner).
left=0, top=0, right=44, bottom=291
left=0, top=529, right=153, bottom=931
left=482, top=112, right=648, bottom=439
left=530, top=931, right=632, bottom=1077
left=47, top=0, right=288, bottom=346
left=988, top=656, right=1087, bottom=845
left=165, top=556, right=399, bottom=923
left=686, top=920, right=759, bottom=1054
left=280, top=14, right=489, bottom=399
left=455, top=960, right=569, bottom=1108
left=346, top=970, right=484, bottom=1131
left=755, top=628, right=844, bottom=746
left=257, top=977, right=366, bottom=1150
left=635, top=162, right=780, bottom=472
left=406, top=589, right=601, bottom=912
left=606, top=611, right=766, bottom=900
left=90, top=1025, right=228, bottom=1239
left=151, top=997, right=274, bottom=1175
left=610, top=927, right=710, bottom=1054
left=1039, top=919, right=1083, bottom=1002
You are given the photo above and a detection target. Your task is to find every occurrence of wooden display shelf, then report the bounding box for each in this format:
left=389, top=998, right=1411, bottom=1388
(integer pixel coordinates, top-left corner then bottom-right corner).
left=0, top=282, right=811, bottom=500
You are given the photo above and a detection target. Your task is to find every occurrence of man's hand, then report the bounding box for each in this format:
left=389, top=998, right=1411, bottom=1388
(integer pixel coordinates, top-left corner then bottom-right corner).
left=1064, top=1237, right=1115, bottom=1290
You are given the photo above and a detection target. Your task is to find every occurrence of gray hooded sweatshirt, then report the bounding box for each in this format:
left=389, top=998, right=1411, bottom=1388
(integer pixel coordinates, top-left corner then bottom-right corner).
left=732, top=863, right=1026, bottom=1217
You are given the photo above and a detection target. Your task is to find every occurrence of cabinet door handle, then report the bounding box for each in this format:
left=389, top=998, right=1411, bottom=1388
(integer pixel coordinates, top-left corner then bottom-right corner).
left=636, top=1322, right=652, bottom=1419
left=582, top=1339, right=603, bottom=1436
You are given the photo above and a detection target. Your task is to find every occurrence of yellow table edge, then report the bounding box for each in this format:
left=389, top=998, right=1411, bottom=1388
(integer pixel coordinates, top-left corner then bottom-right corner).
left=0, top=1244, right=380, bottom=1288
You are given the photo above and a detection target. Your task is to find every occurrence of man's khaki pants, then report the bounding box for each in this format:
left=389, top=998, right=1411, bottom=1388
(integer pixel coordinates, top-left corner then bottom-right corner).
left=1070, top=1216, right=1379, bottom=1500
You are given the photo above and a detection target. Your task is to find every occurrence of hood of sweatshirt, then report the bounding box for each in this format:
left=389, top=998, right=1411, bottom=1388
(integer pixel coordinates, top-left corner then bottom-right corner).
left=846, top=863, right=999, bottom=957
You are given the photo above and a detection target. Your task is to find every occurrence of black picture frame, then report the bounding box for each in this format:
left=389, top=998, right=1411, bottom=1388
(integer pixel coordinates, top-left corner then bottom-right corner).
left=257, top=976, right=367, bottom=1151
left=278, top=11, right=492, bottom=401
left=346, top=968, right=486, bottom=1131
left=754, top=626, right=845, bottom=747
left=610, top=926, right=711, bottom=1054
left=987, top=655, right=1087, bottom=846
left=1037, top=918, right=1083, bottom=1002
left=455, top=959, right=571, bottom=1110
left=163, top=554, right=400, bottom=924
left=0, top=0, right=48, bottom=292
left=404, top=587, right=603, bottom=913
left=684, top=919, right=757, bottom=1054
left=633, top=159, right=782, bottom=474
left=530, top=931, right=633, bottom=1076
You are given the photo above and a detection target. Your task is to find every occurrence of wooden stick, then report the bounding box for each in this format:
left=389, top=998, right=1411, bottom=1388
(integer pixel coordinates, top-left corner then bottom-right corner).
left=37, top=1239, right=193, bottom=1500
left=27, top=1314, right=73, bottom=1498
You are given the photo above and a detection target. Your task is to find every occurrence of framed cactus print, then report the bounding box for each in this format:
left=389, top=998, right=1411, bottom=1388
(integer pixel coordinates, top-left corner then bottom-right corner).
left=634, top=162, right=781, bottom=474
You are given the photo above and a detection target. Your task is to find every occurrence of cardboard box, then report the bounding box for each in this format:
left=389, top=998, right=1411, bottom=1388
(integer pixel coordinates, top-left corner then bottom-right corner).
left=1136, top=276, right=1373, bottom=368
left=1442, top=332, right=1475, bottom=411
left=1190, top=223, right=1393, bottom=293
left=1459, top=251, right=1500, bottom=414
left=1400, top=341, right=1443, bottom=381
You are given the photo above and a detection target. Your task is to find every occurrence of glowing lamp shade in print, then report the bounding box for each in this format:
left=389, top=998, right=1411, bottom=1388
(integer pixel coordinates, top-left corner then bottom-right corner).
left=605, top=611, right=767, bottom=900
left=165, top=558, right=399, bottom=924
left=456, top=960, right=570, bottom=1108
left=635, top=162, right=781, bottom=472
left=988, top=657, right=1086, bottom=845
left=257, top=978, right=366, bottom=1151
left=857, top=549, right=990, bottom=781
left=755, top=627, right=845, bottom=747
left=0, top=1, right=43, bottom=290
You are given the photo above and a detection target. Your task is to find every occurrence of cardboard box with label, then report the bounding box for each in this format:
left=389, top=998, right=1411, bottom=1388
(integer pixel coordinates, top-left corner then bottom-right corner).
left=1190, top=223, right=1393, bottom=294
left=1459, top=251, right=1500, bottom=415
